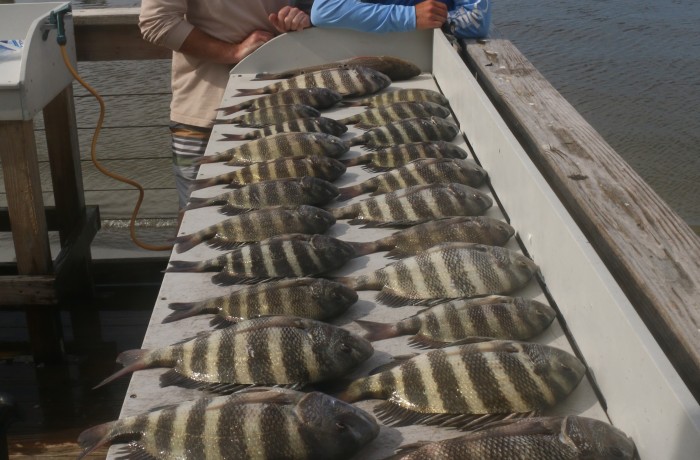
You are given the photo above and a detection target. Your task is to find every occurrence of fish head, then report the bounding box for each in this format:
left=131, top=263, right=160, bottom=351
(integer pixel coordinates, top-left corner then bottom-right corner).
left=421, top=101, right=451, bottom=118
left=519, top=298, right=557, bottom=330
left=449, top=184, right=493, bottom=212
left=484, top=217, right=516, bottom=245
left=456, top=160, right=488, bottom=186
left=295, top=392, right=380, bottom=457
left=507, top=251, right=540, bottom=284
left=431, top=116, right=459, bottom=140
left=324, top=328, right=375, bottom=374
left=310, top=235, right=358, bottom=261
left=525, top=343, right=586, bottom=400
left=562, top=416, right=637, bottom=459
left=300, top=176, right=340, bottom=202
left=311, top=279, right=359, bottom=315
left=318, top=117, right=349, bottom=136
left=312, top=156, right=347, bottom=181
left=362, top=67, right=392, bottom=91
left=315, top=133, right=349, bottom=158
left=298, top=205, right=336, bottom=230
left=439, top=141, right=469, bottom=159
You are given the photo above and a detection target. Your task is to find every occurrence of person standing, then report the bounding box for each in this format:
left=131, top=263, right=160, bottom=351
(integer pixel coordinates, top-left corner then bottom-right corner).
left=139, top=1, right=311, bottom=210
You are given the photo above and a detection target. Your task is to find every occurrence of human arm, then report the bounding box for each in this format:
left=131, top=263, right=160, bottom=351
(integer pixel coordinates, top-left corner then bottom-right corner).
left=311, top=0, right=447, bottom=33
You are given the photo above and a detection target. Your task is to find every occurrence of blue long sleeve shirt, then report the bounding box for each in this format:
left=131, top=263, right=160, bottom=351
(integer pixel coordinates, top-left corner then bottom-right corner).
left=310, top=0, right=490, bottom=38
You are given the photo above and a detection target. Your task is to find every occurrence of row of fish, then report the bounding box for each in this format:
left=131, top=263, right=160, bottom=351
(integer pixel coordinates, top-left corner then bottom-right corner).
left=79, top=56, right=635, bottom=459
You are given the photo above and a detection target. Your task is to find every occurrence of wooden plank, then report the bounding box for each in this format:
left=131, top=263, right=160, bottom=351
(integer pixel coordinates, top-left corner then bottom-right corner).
left=463, top=39, right=700, bottom=401
left=73, top=8, right=171, bottom=61
left=0, top=276, right=56, bottom=306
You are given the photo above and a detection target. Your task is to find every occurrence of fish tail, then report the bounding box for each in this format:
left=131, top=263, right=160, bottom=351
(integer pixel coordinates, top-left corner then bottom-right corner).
left=341, top=100, right=364, bottom=107
left=346, top=240, right=381, bottom=257
left=163, top=301, right=211, bottom=323
left=77, top=420, right=117, bottom=459
left=183, top=196, right=220, bottom=211
left=218, top=132, right=250, bottom=141
left=166, top=259, right=210, bottom=273
left=355, top=319, right=398, bottom=341
left=341, top=156, right=366, bottom=167
left=234, top=87, right=267, bottom=96
left=193, top=155, right=216, bottom=165
left=217, top=101, right=248, bottom=115
left=336, top=184, right=365, bottom=201
left=189, top=177, right=219, bottom=192
left=174, top=229, right=215, bottom=254
left=329, top=206, right=351, bottom=220
left=332, top=276, right=360, bottom=290
left=93, top=349, right=151, bottom=389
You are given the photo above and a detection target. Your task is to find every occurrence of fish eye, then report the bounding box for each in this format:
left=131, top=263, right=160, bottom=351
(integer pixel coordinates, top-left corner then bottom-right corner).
left=340, top=342, right=353, bottom=353
left=335, top=422, right=347, bottom=431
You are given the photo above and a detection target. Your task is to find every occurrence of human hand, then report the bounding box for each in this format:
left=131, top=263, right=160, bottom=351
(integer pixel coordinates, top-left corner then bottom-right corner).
left=233, top=30, right=275, bottom=62
left=269, top=6, right=311, bottom=33
left=415, top=0, right=448, bottom=30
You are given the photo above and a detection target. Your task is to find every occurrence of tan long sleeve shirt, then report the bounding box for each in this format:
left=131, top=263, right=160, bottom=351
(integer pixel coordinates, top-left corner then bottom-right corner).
left=139, top=0, right=290, bottom=127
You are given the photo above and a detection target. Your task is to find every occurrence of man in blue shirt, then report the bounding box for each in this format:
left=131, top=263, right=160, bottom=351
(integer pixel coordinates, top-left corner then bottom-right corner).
left=310, top=0, right=490, bottom=38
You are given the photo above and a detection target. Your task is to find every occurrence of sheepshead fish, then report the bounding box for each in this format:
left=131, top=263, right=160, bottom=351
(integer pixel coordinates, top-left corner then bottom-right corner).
left=219, top=117, right=348, bottom=141
left=94, top=316, right=373, bottom=391
left=344, top=88, right=450, bottom=108
left=236, top=67, right=391, bottom=97
left=254, top=55, right=421, bottom=81
left=357, top=295, right=556, bottom=347
left=337, top=159, right=487, bottom=201
left=382, top=415, right=637, bottom=459
left=164, top=278, right=358, bottom=325
left=197, top=132, right=348, bottom=166
left=346, top=117, right=459, bottom=150
left=174, top=205, right=335, bottom=253
left=78, top=388, right=380, bottom=460
left=339, top=340, right=586, bottom=430
left=185, top=177, right=339, bottom=213
left=330, top=183, right=493, bottom=227
left=189, top=156, right=347, bottom=191
left=338, top=101, right=451, bottom=129
left=218, top=87, right=342, bottom=115
left=167, top=234, right=357, bottom=285
left=343, top=141, right=469, bottom=172
left=336, top=243, right=538, bottom=306
left=352, top=217, right=515, bottom=259
left=222, top=104, right=321, bottom=128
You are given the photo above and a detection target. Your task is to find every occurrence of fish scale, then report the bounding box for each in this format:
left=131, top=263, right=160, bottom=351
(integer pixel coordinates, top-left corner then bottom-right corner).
left=218, top=87, right=342, bottom=116
left=344, top=88, right=450, bottom=108
left=338, top=101, right=451, bottom=128
left=346, top=117, right=459, bottom=150
left=222, top=103, right=321, bottom=128
left=339, top=341, right=586, bottom=430
left=189, top=155, right=347, bottom=191
left=219, top=117, right=348, bottom=141
left=342, top=141, right=469, bottom=170
left=338, top=243, right=539, bottom=306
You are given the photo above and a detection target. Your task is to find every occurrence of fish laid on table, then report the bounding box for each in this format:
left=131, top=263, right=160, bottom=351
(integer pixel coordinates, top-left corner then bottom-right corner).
left=164, top=278, right=358, bottom=325
left=381, top=415, right=637, bottom=460
left=346, top=117, right=459, bottom=150
left=197, top=132, right=348, bottom=166
left=351, top=217, right=515, bottom=259
left=329, top=183, right=493, bottom=227
left=338, top=101, right=451, bottom=128
left=338, top=340, right=586, bottom=430
left=219, top=117, right=348, bottom=141
left=343, top=141, right=469, bottom=171
left=94, top=316, right=373, bottom=391
left=357, top=295, right=556, bottom=347
left=235, top=67, right=391, bottom=97
left=220, top=103, right=320, bottom=128
left=78, top=388, right=380, bottom=460
left=218, top=87, right=342, bottom=115
left=167, top=234, right=357, bottom=285
left=344, top=88, right=450, bottom=108
left=189, top=155, right=347, bottom=191
left=336, top=242, right=538, bottom=306
left=174, top=205, right=336, bottom=253
left=185, top=177, right=340, bottom=213
left=337, top=158, right=487, bottom=201
left=254, top=55, right=421, bottom=81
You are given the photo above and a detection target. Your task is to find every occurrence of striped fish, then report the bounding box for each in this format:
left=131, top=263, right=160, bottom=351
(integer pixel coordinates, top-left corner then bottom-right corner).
left=218, top=87, right=342, bottom=115
left=336, top=243, right=539, bottom=306
left=329, top=183, right=493, bottom=227
left=235, top=67, right=391, bottom=97
left=219, top=117, right=348, bottom=141
left=254, top=55, right=421, bottom=81
left=352, top=217, right=515, bottom=259
left=338, top=101, right=451, bottom=128
left=346, top=117, right=459, bottom=150
left=164, top=278, right=358, bottom=325
left=94, top=316, right=374, bottom=391
left=338, top=340, right=586, bottom=430
left=167, top=234, right=357, bottom=285
left=78, top=388, right=380, bottom=460
left=185, top=177, right=340, bottom=213
left=382, top=415, right=637, bottom=460
left=221, top=104, right=321, bottom=128
left=337, top=159, right=487, bottom=201
left=174, top=206, right=336, bottom=253
left=189, top=156, right=347, bottom=191
left=343, top=141, right=469, bottom=171
left=197, top=132, right=348, bottom=166
left=344, top=88, right=450, bottom=108
left=356, top=295, right=556, bottom=347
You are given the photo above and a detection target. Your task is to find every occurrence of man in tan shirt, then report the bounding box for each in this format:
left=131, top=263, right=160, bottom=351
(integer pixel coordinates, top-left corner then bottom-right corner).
left=139, top=0, right=310, bottom=209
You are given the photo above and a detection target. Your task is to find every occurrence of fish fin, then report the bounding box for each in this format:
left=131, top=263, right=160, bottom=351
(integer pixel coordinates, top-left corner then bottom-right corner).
left=219, top=205, right=254, bottom=216
left=361, top=145, right=382, bottom=152
left=361, top=163, right=394, bottom=173
left=373, top=402, right=427, bottom=427
left=205, top=238, right=252, bottom=251
left=229, top=316, right=311, bottom=334
left=368, top=354, right=418, bottom=375
left=355, top=319, right=397, bottom=341
left=374, top=402, right=520, bottom=430
left=234, top=88, right=267, bottom=96
left=375, top=290, right=414, bottom=307
left=213, top=272, right=281, bottom=286
left=405, top=335, right=493, bottom=349
left=383, top=441, right=433, bottom=460
left=93, top=349, right=151, bottom=389
left=336, top=185, right=364, bottom=201
left=354, top=220, right=421, bottom=229
left=77, top=420, right=119, bottom=459
left=210, top=315, right=240, bottom=329
left=466, top=412, right=544, bottom=434
left=165, top=260, right=205, bottom=273
left=113, top=445, right=158, bottom=460
left=218, top=132, right=256, bottom=141
left=174, top=232, right=209, bottom=254
left=384, top=247, right=412, bottom=259
left=433, top=337, right=496, bottom=347
left=162, top=302, right=212, bottom=323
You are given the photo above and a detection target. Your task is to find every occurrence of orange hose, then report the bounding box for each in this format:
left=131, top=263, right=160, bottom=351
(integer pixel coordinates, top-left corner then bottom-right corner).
left=60, top=45, right=173, bottom=251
